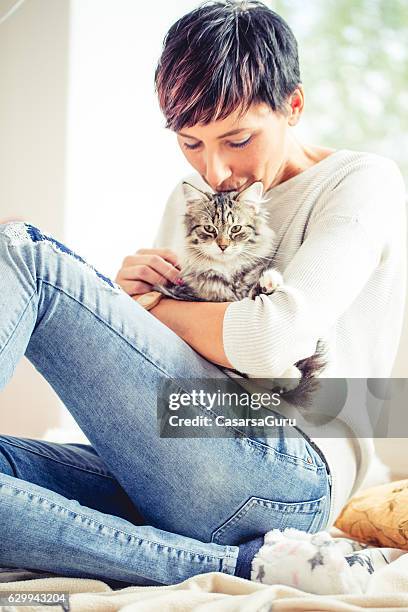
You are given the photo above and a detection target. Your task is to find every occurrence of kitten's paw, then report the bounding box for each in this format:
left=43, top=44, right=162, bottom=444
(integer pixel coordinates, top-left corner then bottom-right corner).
left=259, top=269, right=283, bottom=294
left=271, top=365, right=302, bottom=392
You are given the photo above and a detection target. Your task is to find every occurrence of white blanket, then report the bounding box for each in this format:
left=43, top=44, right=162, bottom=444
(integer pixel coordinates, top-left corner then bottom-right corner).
left=1, top=528, right=408, bottom=611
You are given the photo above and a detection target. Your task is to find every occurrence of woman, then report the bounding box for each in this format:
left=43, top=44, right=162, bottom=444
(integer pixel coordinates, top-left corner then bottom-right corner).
left=0, top=0, right=405, bottom=588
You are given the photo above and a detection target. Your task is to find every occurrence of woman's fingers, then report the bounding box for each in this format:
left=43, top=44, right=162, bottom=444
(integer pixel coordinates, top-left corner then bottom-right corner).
left=123, top=264, right=167, bottom=287
left=121, top=255, right=181, bottom=285
left=135, top=248, right=180, bottom=268
left=134, top=252, right=181, bottom=281
left=115, top=249, right=182, bottom=297
left=120, top=279, right=152, bottom=296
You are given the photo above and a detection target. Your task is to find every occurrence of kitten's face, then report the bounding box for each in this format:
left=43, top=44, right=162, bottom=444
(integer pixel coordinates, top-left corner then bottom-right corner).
left=182, top=181, right=268, bottom=261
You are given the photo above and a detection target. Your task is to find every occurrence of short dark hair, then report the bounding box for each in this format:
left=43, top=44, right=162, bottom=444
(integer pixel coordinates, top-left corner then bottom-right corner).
left=154, top=0, right=301, bottom=131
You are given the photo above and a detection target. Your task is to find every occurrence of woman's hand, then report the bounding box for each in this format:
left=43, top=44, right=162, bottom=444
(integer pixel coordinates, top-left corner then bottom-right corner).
left=115, top=248, right=181, bottom=297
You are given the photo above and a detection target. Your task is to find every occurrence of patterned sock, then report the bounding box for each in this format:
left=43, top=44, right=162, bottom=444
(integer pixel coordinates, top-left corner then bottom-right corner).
left=249, top=527, right=400, bottom=594
left=234, top=536, right=264, bottom=579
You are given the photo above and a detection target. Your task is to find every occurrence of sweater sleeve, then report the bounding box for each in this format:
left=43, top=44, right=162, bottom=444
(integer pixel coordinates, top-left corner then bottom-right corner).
left=222, top=160, right=406, bottom=377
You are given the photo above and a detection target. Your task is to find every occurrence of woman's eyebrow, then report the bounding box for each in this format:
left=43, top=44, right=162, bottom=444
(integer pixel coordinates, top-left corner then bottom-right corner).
left=178, top=128, right=250, bottom=140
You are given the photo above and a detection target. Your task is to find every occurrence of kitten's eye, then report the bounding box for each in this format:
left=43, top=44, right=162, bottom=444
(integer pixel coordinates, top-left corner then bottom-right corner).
left=204, top=224, right=216, bottom=234
left=231, top=225, right=242, bottom=233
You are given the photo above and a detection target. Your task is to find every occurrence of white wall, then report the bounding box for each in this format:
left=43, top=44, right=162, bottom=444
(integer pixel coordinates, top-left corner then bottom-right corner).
left=0, top=0, right=69, bottom=436
left=64, top=0, right=200, bottom=277
left=60, top=0, right=202, bottom=434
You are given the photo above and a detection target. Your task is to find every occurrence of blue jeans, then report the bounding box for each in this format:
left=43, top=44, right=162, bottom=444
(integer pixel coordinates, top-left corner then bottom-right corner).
left=0, top=222, right=331, bottom=586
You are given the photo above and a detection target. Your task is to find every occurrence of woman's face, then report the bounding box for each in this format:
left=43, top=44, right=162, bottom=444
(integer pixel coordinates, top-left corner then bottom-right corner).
left=176, top=100, right=299, bottom=194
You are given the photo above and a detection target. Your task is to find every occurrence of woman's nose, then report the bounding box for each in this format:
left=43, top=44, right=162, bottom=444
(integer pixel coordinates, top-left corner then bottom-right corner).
left=204, top=155, right=232, bottom=191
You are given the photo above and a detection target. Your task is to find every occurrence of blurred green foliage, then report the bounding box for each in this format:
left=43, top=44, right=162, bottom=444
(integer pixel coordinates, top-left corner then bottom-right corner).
left=269, top=0, right=408, bottom=182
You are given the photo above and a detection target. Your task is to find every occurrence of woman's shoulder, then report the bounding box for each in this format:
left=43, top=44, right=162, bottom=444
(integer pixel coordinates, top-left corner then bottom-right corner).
left=323, top=148, right=404, bottom=183
left=308, top=148, right=406, bottom=228
left=305, top=148, right=406, bottom=212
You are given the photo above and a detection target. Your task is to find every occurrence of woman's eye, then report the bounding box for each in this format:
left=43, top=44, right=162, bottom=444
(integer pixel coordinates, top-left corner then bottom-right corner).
left=183, top=142, right=200, bottom=150
left=183, top=137, right=252, bottom=151
left=229, top=137, right=252, bottom=149
left=231, top=225, right=242, bottom=233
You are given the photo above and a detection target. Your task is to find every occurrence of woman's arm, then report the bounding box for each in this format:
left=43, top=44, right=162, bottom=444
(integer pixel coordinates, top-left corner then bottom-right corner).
left=149, top=297, right=234, bottom=368
left=219, top=160, right=406, bottom=378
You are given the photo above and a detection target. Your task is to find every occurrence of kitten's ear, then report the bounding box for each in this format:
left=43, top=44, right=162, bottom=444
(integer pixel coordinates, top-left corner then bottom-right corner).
left=235, top=181, right=264, bottom=213
left=182, top=182, right=211, bottom=206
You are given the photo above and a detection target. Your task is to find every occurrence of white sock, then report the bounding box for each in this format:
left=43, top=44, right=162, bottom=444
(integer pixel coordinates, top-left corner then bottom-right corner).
left=251, top=528, right=389, bottom=595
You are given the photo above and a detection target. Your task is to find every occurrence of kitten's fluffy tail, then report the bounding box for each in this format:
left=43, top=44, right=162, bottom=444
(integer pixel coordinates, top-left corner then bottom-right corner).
left=151, top=283, right=205, bottom=301
left=279, top=339, right=329, bottom=409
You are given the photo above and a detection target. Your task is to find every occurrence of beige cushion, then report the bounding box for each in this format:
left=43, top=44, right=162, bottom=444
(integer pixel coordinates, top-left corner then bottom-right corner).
left=334, top=478, right=408, bottom=549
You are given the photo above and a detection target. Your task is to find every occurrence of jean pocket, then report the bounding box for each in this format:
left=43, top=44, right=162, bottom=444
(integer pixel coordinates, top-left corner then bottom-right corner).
left=210, top=493, right=328, bottom=545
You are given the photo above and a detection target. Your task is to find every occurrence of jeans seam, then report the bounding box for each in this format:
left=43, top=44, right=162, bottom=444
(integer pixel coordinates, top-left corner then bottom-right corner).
left=0, top=438, right=116, bottom=480
left=0, top=479, right=228, bottom=560
left=221, top=545, right=239, bottom=574
left=242, top=438, right=325, bottom=471
left=0, top=291, right=36, bottom=360
left=39, top=278, right=180, bottom=380
left=213, top=494, right=326, bottom=541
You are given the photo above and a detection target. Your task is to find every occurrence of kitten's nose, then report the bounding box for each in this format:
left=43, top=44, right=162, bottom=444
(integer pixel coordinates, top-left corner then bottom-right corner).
left=218, top=244, right=228, bottom=252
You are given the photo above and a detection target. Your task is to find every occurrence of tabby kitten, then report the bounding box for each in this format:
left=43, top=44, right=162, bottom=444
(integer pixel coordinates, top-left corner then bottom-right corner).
left=154, top=181, right=327, bottom=401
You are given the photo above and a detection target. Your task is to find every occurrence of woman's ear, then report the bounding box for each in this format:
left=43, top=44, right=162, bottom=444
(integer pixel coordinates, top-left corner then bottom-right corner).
left=287, top=86, right=305, bottom=126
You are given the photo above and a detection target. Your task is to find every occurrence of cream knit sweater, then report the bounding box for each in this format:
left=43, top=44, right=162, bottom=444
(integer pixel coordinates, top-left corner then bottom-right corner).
left=153, top=149, right=407, bottom=525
